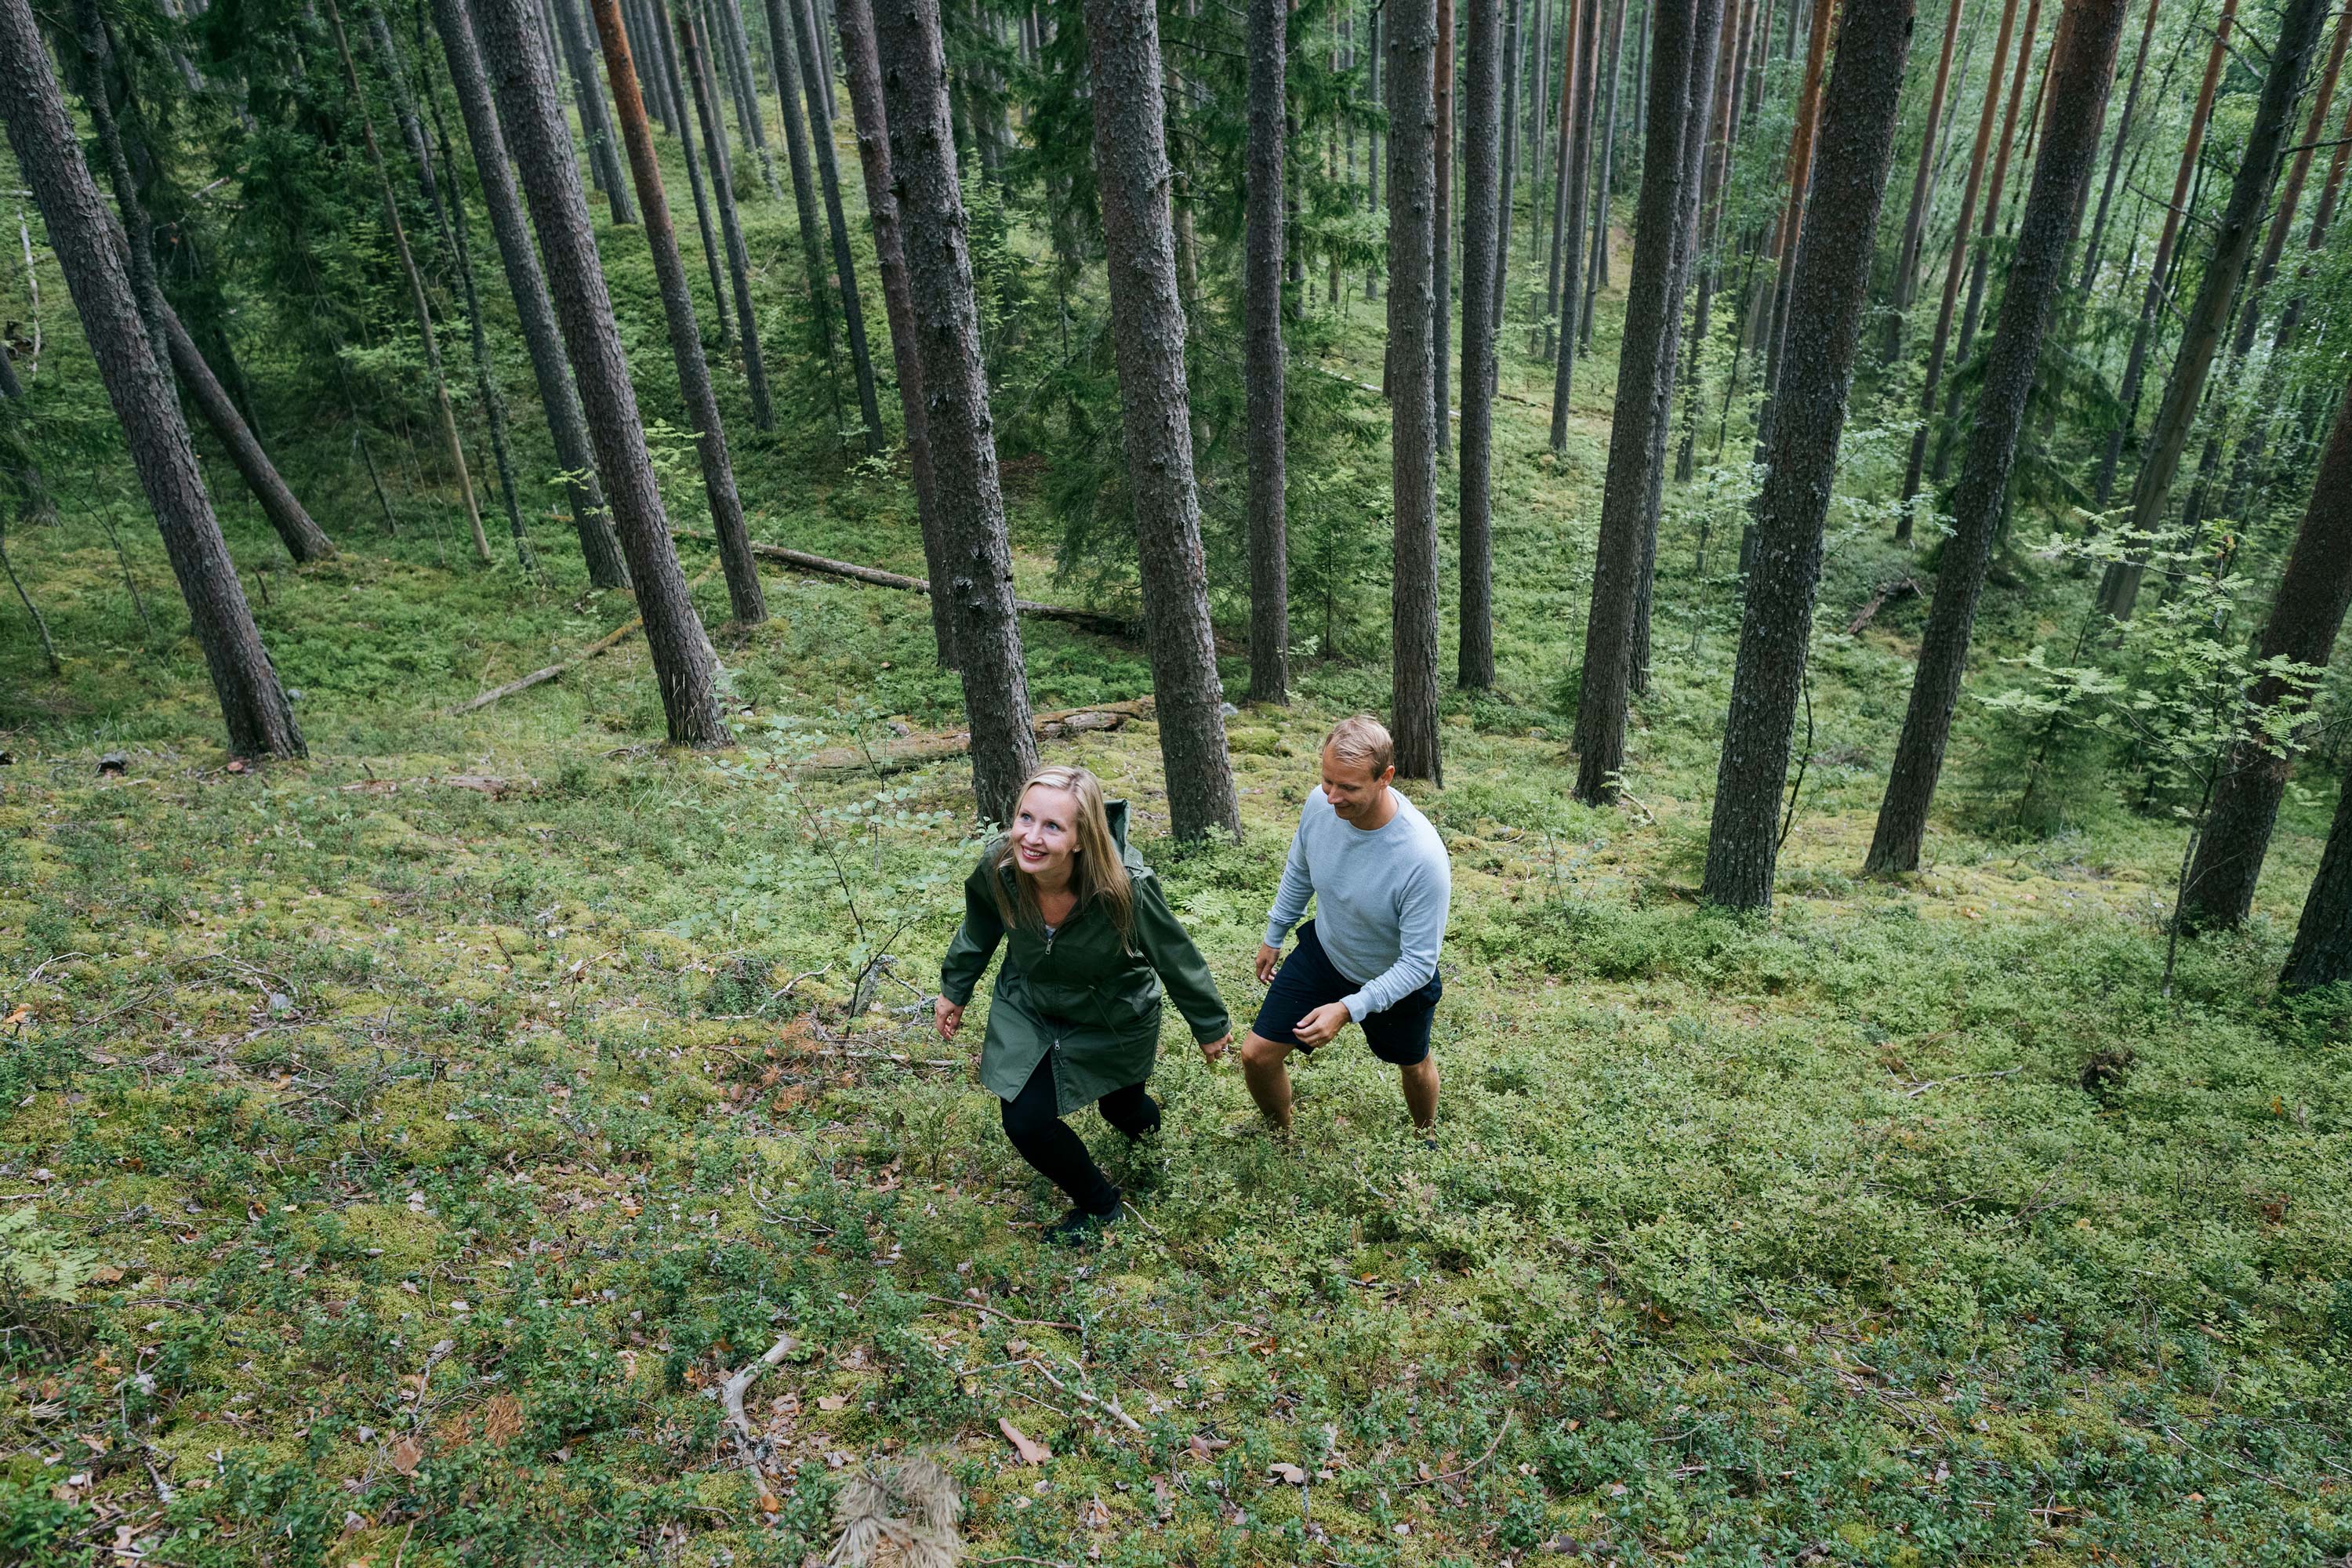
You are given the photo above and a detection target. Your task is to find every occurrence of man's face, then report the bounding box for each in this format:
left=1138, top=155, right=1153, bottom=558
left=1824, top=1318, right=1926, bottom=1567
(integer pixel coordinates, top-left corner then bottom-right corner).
left=1320, top=746, right=1394, bottom=822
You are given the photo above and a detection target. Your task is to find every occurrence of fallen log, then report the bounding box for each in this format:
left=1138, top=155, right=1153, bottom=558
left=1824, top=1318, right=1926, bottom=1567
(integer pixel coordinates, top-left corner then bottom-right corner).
left=445, top=561, right=718, bottom=715
left=1847, top=576, right=1924, bottom=636
left=801, top=698, right=1155, bottom=775
left=670, top=532, right=1138, bottom=640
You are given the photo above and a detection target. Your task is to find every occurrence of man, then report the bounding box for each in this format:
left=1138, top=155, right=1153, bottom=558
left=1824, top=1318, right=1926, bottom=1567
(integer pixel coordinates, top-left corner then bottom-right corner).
left=1223, top=715, right=1451, bottom=1132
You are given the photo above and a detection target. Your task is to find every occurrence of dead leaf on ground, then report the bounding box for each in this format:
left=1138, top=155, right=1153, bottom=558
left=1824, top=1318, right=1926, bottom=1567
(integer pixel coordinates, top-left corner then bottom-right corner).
left=999, top=1417, right=1051, bottom=1465
left=388, top=1436, right=423, bottom=1476
left=1269, top=1462, right=1307, bottom=1485
left=481, top=1394, right=523, bottom=1446
left=816, top=1393, right=851, bottom=1412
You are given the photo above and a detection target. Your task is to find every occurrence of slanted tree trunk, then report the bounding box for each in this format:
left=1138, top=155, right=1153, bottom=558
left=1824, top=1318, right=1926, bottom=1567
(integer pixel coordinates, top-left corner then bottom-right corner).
left=716, top=0, right=786, bottom=198
left=430, top=0, right=629, bottom=586
left=326, top=0, right=490, bottom=562
left=1570, top=0, right=1718, bottom=804
left=1702, top=0, right=1915, bottom=910
left=551, top=0, right=637, bottom=221
left=2280, top=752, right=2352, bottom=992
left=1581, top=0, right=1625, bottom=328
left=1495, top=0, right=1523, bottom=327
left=1547, top=0, right=1598, bottom=446
left=1461, top=0, right=1502, bottom=688
left=676, top=0, right=775, bottom=426
left=643, top=0, right=736, bottom=350
left=2074, top=0, right=2155, bottom=293
left=474, top=0, right=732, bottom=746
left=2096, top=0, right=2330, bottom=619
left=1084, top=0, right=1242, bottom=840
left=1540, top=0, right=1580, bottom=358
left=2088, top=0, right=2233, bottom=508
left=2179, top=379, right=2352, bottom=928
left=834, top=0, right=954, bottom=667
left=1896, top=0, right=2017, bottom=528
left=2272, top=60, right=2352, bottom=350
left=589, top=0, right=766, bottom=625
left=1866, top=0, right=2129, bottom=874
left=872, top=0, right=1038, bottom=821
left=0, top=0, right=303, bottom=757
left=763, top=0, right=841, bottom=416
left=1888, top=0, right=1967, bottom=352
left=1390, top=0, right=1446, bottom=782
left=1246, top=0, right=1290, bottom=703
left=789, top=0, right=884, bottom=452
left=1747, top=0, right=1835, bottom=446
left=1671, top=0, right=1740, bottom=482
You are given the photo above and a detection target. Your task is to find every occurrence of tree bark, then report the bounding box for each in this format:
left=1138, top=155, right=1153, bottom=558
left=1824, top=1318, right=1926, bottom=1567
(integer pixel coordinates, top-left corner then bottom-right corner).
left=1701, top=0, right=1915, bottom=911
left=2088, top=0, right=2234, bottom=508
left=763, top=0, right=840, bottom=409
left=1461, top=0, right=1502, bottom=688
left=2074, top=0, right=2156, bottom=294
left=1541, top=0, right=1580, bottom=356
left=1085, top=0, right=1243, bottom=840
left=1748, top=0, right=1835, bottom=445
left=872, top=0, right=1039, bottom=822
left=1496, top=0, right=1523, bottom=326
left=1865, top=0, right=2129, bottom=874
left=550, top=0, right=638, bottom=222
left=717, top=0, right=786, bottom=198
left=431, top=0, right=630, bottom=586
left=1570, top=0, right=1717, bottom=804
left=327, top=0, right=491, bottom=563
left=2180, top=378, right=2352, bottom=928
left=590, top=0, right=766, bottom=625
left=790, top=0, right=884, bottom=452
left=2280, top=752, right=2352, bottom=993
left=1583, top=0, right=1626, bottom=326
left=1889, top=0, right=1967, bottom=351
left=474, top=0, right=732, bottom=746
left=1391, top=0, right=1446, bottom=782
left=1547, top=0, right=1598, bottom=446
left=0, top=0, right=303, bottom=757
left=645, top=0, right=737, bottom=351
left=834, top=0, right=954, bottom=667
left=2096, top=0, right=2330, bottom=619
left=1435, top=0, right=1454, bottom=456
left=1896, top=0, right=2016, bottom=526
left=1247, top=0, right=1290, bottom=703
left=677, top=0, right=776, bottom=427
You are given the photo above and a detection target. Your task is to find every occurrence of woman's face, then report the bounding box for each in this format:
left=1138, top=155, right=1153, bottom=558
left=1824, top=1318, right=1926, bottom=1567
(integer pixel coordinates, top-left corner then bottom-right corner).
left=1011, top=784, right=1082, bottom=887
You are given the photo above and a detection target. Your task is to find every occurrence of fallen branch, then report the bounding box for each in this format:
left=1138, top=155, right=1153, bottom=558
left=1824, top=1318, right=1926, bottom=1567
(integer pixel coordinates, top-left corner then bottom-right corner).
left=672, top=532, right=1138, bottom=640
left=1847, top=575, right=1923, bottom=636
left=800, top=699, right=1156, bottom=775
left=445, top=615, right=642, bottom=714
left=1023, top=1357, right=1144, bottom=1433
left=1401, top=1410, right=1515, bottom=1487
left=720, top=1331, right=799, bottom=1494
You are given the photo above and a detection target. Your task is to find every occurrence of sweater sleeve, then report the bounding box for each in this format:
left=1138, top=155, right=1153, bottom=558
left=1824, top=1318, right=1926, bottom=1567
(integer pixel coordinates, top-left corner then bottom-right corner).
left=939, top=855, right=1006, bottom=1006
left=1133, top=874, right=1231, bottom=1042
left=1339, top=853, right=1451, bottom=1020
left=1261, top=800, right=1319, bottom=949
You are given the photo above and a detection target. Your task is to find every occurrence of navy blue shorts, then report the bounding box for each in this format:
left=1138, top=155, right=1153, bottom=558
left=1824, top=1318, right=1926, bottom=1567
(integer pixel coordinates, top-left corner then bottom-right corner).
left=1251, top=920, right=1441, bottom=1066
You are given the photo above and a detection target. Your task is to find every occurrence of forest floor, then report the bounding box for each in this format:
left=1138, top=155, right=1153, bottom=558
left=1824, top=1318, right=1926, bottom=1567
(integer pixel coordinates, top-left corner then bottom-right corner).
left=5, top=145, right=2351, bottom=1568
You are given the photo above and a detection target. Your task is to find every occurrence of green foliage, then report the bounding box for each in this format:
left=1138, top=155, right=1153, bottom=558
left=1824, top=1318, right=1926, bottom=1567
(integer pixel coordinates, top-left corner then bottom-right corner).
left=0, top=1206, right=99, bottom=1302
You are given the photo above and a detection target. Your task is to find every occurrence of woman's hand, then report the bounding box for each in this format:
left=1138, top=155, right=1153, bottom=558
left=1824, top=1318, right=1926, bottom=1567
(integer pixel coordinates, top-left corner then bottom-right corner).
left=934, top=996, right=965, bottom=1041
left=1197, top=1032, right=1230, bottom=1064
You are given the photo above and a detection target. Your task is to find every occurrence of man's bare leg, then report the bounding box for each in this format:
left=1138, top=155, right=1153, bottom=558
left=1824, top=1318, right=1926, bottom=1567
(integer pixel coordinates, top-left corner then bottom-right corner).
left=1400, top=1055, right=1439, bottom=1131
left=1240, top=1033, right=1295, bottom=1131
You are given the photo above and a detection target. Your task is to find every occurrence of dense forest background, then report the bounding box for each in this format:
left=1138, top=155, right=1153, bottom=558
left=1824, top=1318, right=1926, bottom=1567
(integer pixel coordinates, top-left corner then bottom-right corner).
left=2, top=0, right=2350, bottom=1556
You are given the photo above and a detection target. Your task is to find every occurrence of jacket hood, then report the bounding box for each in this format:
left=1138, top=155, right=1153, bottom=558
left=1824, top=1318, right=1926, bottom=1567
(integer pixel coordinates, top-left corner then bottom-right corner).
left=1105, top=798, right=1148, bottom=873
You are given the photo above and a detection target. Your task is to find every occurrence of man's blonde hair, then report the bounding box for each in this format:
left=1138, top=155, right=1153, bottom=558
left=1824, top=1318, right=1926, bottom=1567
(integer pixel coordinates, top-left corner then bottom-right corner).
left=1322, top=715, right=1395, bottom=776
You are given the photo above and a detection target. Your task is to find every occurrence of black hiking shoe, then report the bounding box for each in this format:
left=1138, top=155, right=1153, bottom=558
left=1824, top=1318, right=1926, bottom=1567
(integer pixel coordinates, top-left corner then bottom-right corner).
left=1044, top=1193, right=1122, bottom=1247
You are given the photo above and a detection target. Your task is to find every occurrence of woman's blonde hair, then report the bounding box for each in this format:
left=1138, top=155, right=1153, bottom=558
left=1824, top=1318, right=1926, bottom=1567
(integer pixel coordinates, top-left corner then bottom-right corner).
left=989, top=765, right=1134, bottom=942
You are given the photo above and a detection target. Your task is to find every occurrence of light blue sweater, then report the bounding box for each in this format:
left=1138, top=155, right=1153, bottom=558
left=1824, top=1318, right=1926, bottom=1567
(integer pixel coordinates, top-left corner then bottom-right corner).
left=1263, top=786, right=1452, bottom=1020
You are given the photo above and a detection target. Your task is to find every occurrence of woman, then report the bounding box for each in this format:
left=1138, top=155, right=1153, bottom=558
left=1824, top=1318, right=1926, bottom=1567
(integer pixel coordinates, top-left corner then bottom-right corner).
left=937, top=766, right=1230, bottom=1241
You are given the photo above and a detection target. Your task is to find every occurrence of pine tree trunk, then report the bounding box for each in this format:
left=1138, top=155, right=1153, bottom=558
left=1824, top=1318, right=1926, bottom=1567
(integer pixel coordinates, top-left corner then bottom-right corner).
left=872, top=0, right=1039, bottom=822
left=790, top=0, right=884, bottom=452
left=1085, top=0, right=1242, bottom=840
left=1671, top=0, right=1739, bottom=483
left=2089, top=0, right=2233, bottom=508
left=1701, top=0, right=1916, bottom=911
left=1896, top=0, right=2016, bottom=526
left=1390, top=0, right=1446, bottom=782
left=834, top=0, right=955, bottom=666
left=590, top=0, right=766, bottom=625
left=1570, top=0, right=1717, bottom=803
left=2096, top=0, right=2329, bottom=619
left=1584, top=0, right=1626, bottom=322
left=644, top=0, right=736, bottom=351
left=1546, top=0, right=1597, bottom=446
left=1541, top=0, right=1579, bottom=356
left=1889, top=0, right=1967, bottom=352
left=1496, top=0, right=1522, bottom=327
left=474, top=0, right=732, bottom=746
left=551, top=0, right=638, bottom=221
left=2271, top=62, right=2352, bottom=350
left=0, top=0, right=303, bottom=757
left=1246, top=0, right=1290, bottom=703
left=327, top=0, right=491, bottom=563
left=1461, top=0, right=1502, bottom=689
left=1748, top=0, right=1834, bottom=441
left=430, top=0, right=630, bottom=586
left=2179, top=379, right=2352, bottom=928
left=677, top=0, right=776, bottom=426
left=2279, top=751, right=2352, bottom=992
left=1865, top=0, right=2129, bottom=874
left=2074, top=0, right=2155, bottom=293
left=763, top=0, right=840, bottom=411
left=1435, top=0, right=1455, bottom=456
left=717, top=0, right=787, bottom=198
left=1528, top=0, right=1547, bottom=257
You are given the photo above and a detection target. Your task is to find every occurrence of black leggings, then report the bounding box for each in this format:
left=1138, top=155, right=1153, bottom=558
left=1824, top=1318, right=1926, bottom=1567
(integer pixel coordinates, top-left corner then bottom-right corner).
left=1000, top=1052, right=1159, bottom=1214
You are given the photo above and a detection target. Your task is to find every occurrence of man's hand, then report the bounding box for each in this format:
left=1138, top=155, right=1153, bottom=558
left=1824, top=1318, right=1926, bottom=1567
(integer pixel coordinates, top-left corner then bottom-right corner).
left=1293, top=1001, right=1351, bottom=1048
left=1197, top=1032, right=1230, bottom=1064
left=1255, top=942, right=1283, bottom=985
left=934, top=996, right=965, bottom=1041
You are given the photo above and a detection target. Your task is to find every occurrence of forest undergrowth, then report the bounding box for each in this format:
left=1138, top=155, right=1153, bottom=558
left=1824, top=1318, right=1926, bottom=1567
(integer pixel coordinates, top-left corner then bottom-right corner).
left=4, top=144, right=2350, bottom=1566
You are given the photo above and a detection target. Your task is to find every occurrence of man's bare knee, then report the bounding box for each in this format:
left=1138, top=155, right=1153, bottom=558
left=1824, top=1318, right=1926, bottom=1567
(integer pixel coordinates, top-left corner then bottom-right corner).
left=1240, top=1033, right=1291, bottom=1073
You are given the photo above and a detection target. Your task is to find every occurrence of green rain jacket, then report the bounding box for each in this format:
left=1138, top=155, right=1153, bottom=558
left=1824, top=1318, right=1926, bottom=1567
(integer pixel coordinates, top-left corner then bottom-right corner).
left=940, top=800, right=1229, bottom=1116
